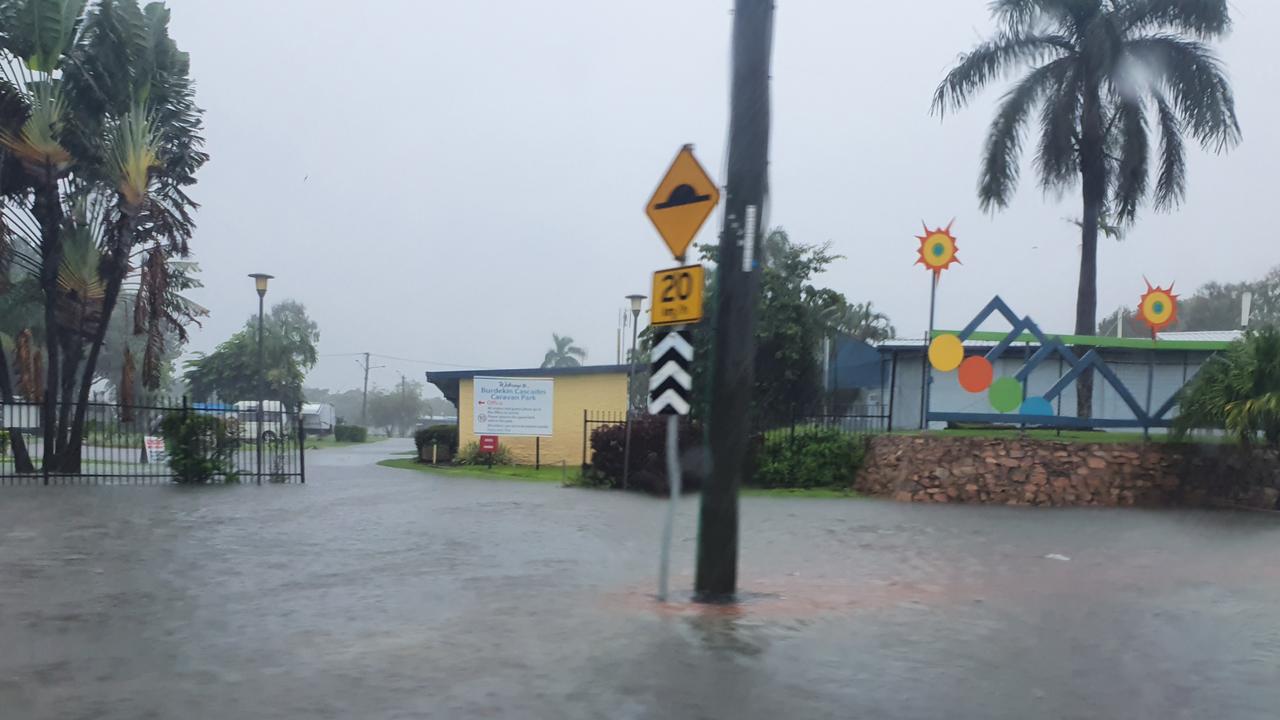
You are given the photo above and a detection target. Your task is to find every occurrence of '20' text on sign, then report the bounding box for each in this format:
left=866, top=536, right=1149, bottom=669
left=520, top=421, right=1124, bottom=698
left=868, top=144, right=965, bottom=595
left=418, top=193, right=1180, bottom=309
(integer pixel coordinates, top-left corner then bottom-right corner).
left=651, top=264, right=704, bottom=327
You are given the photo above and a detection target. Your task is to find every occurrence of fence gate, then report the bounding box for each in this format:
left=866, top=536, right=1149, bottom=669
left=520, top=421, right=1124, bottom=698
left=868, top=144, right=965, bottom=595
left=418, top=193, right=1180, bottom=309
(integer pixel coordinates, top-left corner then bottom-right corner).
left=0, top=398, right=306, bottom=486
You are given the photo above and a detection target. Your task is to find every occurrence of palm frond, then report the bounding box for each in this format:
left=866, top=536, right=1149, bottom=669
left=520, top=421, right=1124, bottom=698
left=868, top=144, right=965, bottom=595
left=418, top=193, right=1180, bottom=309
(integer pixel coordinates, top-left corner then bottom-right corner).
left=0, top=79, right=71, bottom=176
left=103, top=102, right=159, bottom=209
left=978, top=57, right=1073, bottom=209
left=1034, top=61, right=1081, bottom=190
left=1122, top=0, right=1231, bottom=38
left=120, top=345, right=134, bottom=414
left=1124, top=35, right=1240, bottom=151
left=4, top=0, right=88, bottom=73
left=988, top=0, right=1080, bottom=32
left=1150, top=89, right=1186, bottom=211
left=1111, top=95, right=1149, bottom=223
left=932, top=31, right=1072, bottom=116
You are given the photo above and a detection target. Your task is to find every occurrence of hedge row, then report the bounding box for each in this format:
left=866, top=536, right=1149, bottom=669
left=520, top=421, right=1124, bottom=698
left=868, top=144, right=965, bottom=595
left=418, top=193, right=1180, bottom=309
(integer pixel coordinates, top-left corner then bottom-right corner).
left=334, top=424, right=368, bottom=443
left=586, top=419, right=865, bottom=494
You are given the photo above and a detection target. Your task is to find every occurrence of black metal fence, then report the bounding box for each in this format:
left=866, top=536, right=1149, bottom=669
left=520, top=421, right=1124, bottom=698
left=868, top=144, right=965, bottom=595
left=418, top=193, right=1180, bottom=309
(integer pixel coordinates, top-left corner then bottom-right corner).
left=767, top=406, right=892, bottom=437
left=582, top=409, right=628, bottom=466
left=0, top=398, right=305, bottom=485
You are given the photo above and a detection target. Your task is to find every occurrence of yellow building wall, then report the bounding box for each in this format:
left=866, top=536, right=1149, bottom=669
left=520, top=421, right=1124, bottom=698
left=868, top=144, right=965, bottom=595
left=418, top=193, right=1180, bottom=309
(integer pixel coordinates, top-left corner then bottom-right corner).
left=457, top=373, right=628, bottom=466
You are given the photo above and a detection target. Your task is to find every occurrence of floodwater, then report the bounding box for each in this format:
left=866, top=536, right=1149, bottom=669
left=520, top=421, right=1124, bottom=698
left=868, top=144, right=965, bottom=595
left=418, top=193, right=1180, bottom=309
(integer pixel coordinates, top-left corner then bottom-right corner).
left=2, top=439, right=1279, bottom=719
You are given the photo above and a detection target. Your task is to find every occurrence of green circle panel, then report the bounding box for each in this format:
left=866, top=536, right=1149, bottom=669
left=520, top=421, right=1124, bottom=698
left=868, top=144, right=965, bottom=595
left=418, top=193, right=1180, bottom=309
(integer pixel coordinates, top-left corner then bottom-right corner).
left=988, top=377, right=1023, bottom=413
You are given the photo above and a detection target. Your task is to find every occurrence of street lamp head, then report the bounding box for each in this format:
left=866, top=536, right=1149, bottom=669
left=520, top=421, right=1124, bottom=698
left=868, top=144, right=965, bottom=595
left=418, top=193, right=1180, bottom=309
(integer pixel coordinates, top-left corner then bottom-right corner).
left=249, top=273, right=274, bottom=298
left=626, top=294, right=646, bottom=317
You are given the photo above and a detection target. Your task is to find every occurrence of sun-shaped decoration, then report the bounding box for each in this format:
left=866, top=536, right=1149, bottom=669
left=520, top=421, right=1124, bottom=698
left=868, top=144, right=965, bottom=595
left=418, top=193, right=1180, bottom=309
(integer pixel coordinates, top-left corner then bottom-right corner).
left=1138, top=279, right=1178, bottom=335
left=916, top=220, right=959, bottom=276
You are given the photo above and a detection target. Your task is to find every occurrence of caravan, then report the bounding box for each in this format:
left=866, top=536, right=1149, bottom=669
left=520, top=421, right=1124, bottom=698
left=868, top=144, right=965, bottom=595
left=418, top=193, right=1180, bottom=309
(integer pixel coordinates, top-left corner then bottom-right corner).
left=300, top=403, right=337, bottom=437
left=233, top=400, right=290, bottom=441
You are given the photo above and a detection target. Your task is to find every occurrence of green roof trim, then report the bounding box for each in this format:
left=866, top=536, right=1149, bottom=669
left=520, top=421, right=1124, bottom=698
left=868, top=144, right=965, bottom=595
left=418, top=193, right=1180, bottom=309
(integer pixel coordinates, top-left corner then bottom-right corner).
left=933, top=330, right=1233, bottom=352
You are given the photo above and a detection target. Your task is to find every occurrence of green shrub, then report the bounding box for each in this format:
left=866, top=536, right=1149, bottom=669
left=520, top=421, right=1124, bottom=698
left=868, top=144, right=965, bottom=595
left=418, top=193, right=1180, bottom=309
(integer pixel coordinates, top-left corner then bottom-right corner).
left=751, top=427, right=865, bottom=489
left=1176, top=328, right=1280, bottom=446
left=333, top=424, right=368, bottom=443
left=586, top=416, right=704, bottom=495
left=158, top=411, right=238, bottom=484
left=0, top=428, right=7, bottom=456
left=414, top=425, right=459, bottom=455
left=455, top=441, right=513, bottom=466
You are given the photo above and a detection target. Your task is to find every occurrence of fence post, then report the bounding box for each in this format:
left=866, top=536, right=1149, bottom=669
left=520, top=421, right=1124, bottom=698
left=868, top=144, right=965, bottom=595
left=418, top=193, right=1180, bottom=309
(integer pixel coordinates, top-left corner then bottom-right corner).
left=182, top=396, right=190, bottom=483
left=297, top=404, right=306, bottom=484
left=582, top=409, right=588, bottom=468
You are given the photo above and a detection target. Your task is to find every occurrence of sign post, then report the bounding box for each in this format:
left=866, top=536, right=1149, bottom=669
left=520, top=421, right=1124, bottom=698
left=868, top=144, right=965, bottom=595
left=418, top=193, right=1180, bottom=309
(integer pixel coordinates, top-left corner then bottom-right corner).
left=479, top=434, right=499, bottom=468
left=650, top=328, right=694, bottom=601
left=644, top=144, right=718, bottom=601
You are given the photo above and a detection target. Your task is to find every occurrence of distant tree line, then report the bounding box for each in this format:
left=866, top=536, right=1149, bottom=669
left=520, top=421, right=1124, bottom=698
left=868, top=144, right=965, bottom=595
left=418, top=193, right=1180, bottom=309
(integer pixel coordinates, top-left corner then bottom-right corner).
left=1100, top=265, right=1280, bottom=336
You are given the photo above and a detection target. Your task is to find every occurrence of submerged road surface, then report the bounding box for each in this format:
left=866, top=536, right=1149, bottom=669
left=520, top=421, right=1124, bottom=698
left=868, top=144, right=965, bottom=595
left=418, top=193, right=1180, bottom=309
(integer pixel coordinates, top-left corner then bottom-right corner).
left=2, top=439, right=1278, bottom=719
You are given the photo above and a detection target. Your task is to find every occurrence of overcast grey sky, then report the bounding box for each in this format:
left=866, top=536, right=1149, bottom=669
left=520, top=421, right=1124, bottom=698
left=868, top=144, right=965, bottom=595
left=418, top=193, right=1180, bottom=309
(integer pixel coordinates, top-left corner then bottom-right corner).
left=165, top=0, right=1279, bottom=396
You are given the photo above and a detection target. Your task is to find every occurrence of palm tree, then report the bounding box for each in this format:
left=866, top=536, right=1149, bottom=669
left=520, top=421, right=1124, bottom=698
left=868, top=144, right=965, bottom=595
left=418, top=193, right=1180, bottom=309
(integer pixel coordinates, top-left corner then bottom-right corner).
left=0, top=0, right=207, bottom=469
left=1176, top=329, right=1280, bottom=446
left=542, top=334, right=587, bottom=369
left=932, top=0, right=1240, bottom=418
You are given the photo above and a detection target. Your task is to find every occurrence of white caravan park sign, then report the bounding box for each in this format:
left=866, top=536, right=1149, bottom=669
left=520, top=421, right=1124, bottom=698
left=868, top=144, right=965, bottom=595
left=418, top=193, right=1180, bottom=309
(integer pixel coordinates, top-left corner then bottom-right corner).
left=473, top=377, right=554, bottom=437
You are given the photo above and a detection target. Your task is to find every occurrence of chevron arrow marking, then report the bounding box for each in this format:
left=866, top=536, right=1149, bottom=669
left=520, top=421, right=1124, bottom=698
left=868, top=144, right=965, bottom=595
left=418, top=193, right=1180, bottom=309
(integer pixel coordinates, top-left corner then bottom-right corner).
left=651, top=331, right=693, bottom=363
left=648, top=388, right=691, bottom=416
left=649, top=362, right=692, bottom=391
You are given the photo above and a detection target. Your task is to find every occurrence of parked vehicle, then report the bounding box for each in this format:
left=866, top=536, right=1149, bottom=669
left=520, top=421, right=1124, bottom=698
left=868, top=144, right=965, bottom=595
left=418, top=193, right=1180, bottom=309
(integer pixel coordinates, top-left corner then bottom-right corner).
left=300, top=403, right=337, bottom=437
left=233, top=401, right=290, bottom=441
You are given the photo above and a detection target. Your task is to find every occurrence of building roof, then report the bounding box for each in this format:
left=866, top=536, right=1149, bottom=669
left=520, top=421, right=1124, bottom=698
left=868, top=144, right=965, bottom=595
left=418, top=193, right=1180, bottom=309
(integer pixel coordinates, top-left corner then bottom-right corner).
left=425, top=364, right=629, bottom=382
left=1155, top=330, right=1244, bottom=343
left=878, top=329, right=1237, bottom=353
left=425, top=364, right=630, bottom=407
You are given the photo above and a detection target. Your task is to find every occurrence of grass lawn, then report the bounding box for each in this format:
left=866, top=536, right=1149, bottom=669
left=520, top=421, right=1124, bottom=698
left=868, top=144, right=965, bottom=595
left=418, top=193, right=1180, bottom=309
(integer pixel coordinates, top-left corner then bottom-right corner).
left=741, top=486, right=862, bottom=499
left=377, top=458, right=575, bottom=484
left=305, top=436, right=375, bottom=450
left=378, top=457, right=861, bottom=498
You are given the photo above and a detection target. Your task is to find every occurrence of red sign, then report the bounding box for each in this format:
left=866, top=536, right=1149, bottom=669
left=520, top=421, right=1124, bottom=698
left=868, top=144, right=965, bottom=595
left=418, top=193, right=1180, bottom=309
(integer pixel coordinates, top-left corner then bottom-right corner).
left=479, top=435, right=499, bottom=454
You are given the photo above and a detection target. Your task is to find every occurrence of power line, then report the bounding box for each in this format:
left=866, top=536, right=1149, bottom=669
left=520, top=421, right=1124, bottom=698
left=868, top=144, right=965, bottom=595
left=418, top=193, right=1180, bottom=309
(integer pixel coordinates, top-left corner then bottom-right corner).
left=318, top=352, right=492, bottom=369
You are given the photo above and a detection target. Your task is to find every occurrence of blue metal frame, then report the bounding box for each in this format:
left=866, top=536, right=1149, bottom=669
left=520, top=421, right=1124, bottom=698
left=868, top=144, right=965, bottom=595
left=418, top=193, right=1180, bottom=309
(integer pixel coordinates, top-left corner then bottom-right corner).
left=927, top=296, right=1183, bottom=430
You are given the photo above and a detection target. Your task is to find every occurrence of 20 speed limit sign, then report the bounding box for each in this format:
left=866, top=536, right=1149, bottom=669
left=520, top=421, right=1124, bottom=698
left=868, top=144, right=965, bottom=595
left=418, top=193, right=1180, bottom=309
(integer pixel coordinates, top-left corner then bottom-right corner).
left=651, top=264, right=705, bottom=327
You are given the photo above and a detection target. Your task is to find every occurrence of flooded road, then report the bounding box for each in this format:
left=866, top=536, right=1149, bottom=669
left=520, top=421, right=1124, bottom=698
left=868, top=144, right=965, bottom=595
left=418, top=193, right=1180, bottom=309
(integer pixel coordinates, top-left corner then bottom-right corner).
left=3, top=438, right=1279, bottom=719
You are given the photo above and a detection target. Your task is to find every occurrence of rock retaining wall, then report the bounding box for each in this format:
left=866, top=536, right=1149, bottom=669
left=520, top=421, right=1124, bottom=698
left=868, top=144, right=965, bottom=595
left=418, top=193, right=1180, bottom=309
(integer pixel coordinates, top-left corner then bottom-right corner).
left=855, top=435, right=1280, bottom=510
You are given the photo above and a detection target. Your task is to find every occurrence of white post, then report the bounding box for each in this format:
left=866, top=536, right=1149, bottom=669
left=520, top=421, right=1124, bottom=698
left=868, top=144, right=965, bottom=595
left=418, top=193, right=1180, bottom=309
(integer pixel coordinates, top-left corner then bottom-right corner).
left=658, top=414, right=681, bottom=602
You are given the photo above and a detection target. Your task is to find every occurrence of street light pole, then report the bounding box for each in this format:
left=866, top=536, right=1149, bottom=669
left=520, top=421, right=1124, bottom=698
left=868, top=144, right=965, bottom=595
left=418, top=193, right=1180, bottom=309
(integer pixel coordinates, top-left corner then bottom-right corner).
left=249, top=273, right=273, bottom=482
left=621, top=293, right=646, bottom=490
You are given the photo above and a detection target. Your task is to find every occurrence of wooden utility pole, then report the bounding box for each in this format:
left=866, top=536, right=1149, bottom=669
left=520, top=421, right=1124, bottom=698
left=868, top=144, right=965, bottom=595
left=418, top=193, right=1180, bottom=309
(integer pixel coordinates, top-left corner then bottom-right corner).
left=696, top=0, right=774, bottom=601
left=357, top=353, right=383, bottom=426
left=361, top=353, right=371, bottom=426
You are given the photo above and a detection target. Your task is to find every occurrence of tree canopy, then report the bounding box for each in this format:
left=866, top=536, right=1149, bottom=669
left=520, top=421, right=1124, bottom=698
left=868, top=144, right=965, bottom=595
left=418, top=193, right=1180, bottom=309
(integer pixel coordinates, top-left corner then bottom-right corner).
left=0, top=0, right=208, bottom=470
left=687, top=228, right=895, bottom=425
left=368, top=379, right=428, bottom=436
left=1100, top=264, right=1280, bottom=336
left=184, top=300, right=319, bottom=408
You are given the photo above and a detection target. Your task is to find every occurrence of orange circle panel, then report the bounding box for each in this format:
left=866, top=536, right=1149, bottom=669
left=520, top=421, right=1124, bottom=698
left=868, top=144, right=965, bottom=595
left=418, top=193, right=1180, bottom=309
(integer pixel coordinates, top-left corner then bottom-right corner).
left=958, top=356, right=994, bottom=393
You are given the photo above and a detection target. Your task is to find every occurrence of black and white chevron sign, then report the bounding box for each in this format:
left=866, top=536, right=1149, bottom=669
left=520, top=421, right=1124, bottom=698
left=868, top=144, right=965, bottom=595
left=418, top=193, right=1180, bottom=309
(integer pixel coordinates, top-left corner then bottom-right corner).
left=648, top=329, right=693, bottom=416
